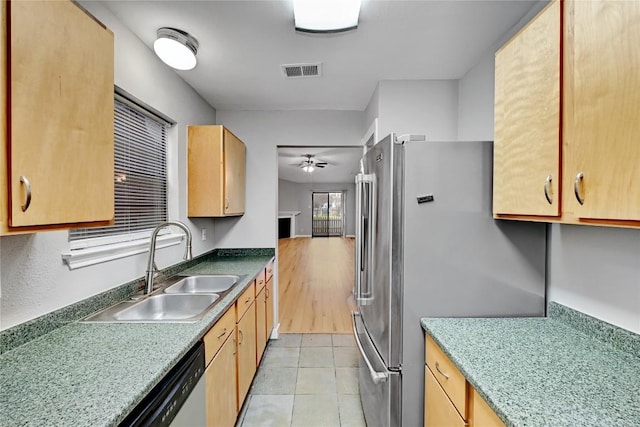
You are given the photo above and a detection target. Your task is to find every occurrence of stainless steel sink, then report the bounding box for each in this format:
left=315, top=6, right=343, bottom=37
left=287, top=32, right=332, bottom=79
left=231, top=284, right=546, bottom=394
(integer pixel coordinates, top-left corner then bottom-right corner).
left=164, top=275, right=240, bottom=294
left=83, top=294, right=219, bottom=323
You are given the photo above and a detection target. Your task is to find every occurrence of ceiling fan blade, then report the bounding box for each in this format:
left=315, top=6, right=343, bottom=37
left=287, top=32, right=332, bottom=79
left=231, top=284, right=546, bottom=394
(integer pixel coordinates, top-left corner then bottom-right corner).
left=316, top=164, right=327, bottom=168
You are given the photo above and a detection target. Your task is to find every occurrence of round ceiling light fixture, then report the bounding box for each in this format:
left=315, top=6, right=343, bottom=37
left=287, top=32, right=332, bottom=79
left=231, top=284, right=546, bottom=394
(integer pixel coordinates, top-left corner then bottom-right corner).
left=153, top=27, right=199, bottom=70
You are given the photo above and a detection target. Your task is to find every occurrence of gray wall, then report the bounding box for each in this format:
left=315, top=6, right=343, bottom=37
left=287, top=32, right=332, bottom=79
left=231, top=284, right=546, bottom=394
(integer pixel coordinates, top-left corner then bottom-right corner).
left=278, top=179, right=356, bottom=237
left=368, top=80, right=459, bottom=142
left=0, top=2, right=217, bottom=329
left=213, top=110, right=365, bottom=248
left=457, top=3, right=640, bottom=333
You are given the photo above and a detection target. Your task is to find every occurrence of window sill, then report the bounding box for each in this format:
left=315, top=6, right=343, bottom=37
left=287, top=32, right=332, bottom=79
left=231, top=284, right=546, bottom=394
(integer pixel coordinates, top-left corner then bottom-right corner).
left=62, top=233, right=184, bottom=270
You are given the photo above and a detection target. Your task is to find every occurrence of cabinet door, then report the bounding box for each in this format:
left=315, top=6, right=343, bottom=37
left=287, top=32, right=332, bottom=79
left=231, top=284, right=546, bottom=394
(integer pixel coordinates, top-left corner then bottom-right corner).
left=255, top=287, right=267, bottom=364
left=471, top=389, right=506, bottom=427
left=424, top=367, right=465, bottom=427
left=223, top=129, right=245, bottom=215
left=236, top=302, right=256, bottom=410
left=206, top=334, right=238, bottom=427
left=265, top=278, right=274, bottom=338
left=493, top=0, right=561, bottom=217
left=564, top=0, right=640, bottom=220
left=9, top=0, right=114, bottom=227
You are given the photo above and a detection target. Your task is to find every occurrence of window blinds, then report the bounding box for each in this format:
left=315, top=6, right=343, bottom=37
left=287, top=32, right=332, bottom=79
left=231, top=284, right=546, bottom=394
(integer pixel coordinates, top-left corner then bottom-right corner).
left=69, top=98, right=168, bottom=243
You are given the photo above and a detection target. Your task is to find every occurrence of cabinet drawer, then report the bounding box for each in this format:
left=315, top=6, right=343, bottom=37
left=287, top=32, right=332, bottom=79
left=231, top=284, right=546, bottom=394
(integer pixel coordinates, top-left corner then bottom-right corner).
left=425, top=366, right=466, bottom=427
left=425, top=334, right=468, bottom=419
left=255, top=269, right=266, bottom=293
left=265, top=259, right=274, bottom=282
left=236, top=281, right=255, bottom=320
left=204, top=307, right=236, bottom=366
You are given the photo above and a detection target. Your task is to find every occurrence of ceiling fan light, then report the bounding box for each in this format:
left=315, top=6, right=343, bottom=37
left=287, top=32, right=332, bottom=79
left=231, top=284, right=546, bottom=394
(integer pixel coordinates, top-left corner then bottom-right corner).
left=154, top=27, right=199, bottom=70
left=303, top=164, right=315, bottom=173
left=293, top=0, right=361, bottom=33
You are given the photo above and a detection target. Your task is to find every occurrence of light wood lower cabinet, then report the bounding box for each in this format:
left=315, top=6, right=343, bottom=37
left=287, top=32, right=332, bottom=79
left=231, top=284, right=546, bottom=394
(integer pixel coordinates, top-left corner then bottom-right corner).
left=470, top=389, right=506, bottom=427
left=236, top=301, right=256, bottom=410
left=425, top=333, right=506, bottom=427
left=202, top=261, right=275, bottom=425
left=265, top=276, right=274, bottom=338
left=255, top=286, right=267, bottom=363
left=425, top=367, right=465, bottom=427
left=205, top=333, right=237, bottom=427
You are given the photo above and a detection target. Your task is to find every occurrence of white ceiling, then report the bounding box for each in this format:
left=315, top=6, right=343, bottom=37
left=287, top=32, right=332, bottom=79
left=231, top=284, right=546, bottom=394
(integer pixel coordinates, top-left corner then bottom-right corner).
left=102, top=0, right=540, bottom=186
left=102, top=0, right=539, bottom=111
left=278, top=147, right=363, bottom=183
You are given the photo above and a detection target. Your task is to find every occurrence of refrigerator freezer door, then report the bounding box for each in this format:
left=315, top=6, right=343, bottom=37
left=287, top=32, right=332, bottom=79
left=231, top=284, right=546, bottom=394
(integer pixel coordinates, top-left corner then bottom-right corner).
left=354, top=311, right=401, bottom=427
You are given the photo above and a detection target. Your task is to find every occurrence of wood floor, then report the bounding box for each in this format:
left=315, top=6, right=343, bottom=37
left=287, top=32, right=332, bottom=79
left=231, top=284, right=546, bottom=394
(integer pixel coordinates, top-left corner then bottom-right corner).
left=278, top=237, right=355, bottom=334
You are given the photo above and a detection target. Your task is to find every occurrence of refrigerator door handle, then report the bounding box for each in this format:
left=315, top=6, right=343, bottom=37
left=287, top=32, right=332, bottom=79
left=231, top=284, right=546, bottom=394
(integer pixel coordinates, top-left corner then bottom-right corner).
left=355, top=173, right=375, bottom=305
left=354, top=174, right=364, bottom=301
left=351, top=311, right=389, bottom=384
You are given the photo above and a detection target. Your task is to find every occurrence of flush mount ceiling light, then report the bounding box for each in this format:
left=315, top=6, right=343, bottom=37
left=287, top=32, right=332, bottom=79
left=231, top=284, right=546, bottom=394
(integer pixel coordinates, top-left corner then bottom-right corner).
left=153, top=27, right=199, bottom=70
left=293, top=0, right=362, bottom=33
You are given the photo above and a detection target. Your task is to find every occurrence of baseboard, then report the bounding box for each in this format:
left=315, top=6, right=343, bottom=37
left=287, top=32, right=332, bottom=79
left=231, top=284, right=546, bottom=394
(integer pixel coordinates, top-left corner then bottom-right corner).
left=270, top=323, right=280, bottom=339
left=346, top=235, right=355, bottom=238
left=293, top=235, right=311, bottom=238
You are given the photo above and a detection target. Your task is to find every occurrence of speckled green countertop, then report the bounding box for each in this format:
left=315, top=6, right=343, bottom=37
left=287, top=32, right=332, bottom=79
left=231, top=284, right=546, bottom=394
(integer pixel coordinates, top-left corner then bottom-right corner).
left=0, top=251, right=274, bottom=427
left=421, top=303, right=640, bottom=427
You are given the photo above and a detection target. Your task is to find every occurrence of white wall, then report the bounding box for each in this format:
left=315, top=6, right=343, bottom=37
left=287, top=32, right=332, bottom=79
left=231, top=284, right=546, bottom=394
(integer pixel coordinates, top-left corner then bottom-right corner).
left=457, top=2, right=640, bottom=333
left=0, top=2, right=217, bottom=329
left=213, top=110, right=365, bottom=248
left=278, top=179, right=356, bottom=237
left=377, top=80, right=459, bottom=140
left=278, top=179, right=301, bottom=214
left=547, top=225, right=640, bottom=333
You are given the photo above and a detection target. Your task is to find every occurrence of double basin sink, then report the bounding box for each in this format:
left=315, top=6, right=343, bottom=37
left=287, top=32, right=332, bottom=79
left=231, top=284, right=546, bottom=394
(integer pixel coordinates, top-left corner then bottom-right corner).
left=83, top=275, right=242, bottom=323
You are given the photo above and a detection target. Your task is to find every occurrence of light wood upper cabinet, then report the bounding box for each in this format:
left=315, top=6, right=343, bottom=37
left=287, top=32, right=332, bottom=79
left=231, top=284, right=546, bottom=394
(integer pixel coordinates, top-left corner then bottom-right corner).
left=205, top=333, right=238, bottom=427
left=1, top=0, right=114, bottom=233
left=493, top=0, right=640, bottom=227
left=563, top=0, right=640, bottom=221
left=493, top=0, right=561, bottom=217
left=188, top=125, right=246, bottom=217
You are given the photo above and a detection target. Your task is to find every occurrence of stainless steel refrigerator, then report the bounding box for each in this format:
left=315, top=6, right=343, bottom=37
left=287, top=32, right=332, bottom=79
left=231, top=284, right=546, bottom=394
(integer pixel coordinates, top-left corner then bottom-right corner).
left=352, top=134, right=546, bottom=427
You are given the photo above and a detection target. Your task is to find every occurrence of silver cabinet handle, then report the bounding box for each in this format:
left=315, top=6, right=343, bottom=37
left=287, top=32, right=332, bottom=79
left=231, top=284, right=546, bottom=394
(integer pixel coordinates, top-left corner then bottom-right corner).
left=238, top=329, right=244, bottom=345
left=574, top=172, right=585, bottom=205
left=544, top=175, right=553, bottom=205
left=232, top=338, right=237, bottom=355
left=225, top=197, right=230, bottom=210
left=435, top=361, right=450, bottom=380
left=20, top=176, right=32, bottom=212
left=217, top=328, right=227, bottom=339
left=351, top=311, right=389, bottom=384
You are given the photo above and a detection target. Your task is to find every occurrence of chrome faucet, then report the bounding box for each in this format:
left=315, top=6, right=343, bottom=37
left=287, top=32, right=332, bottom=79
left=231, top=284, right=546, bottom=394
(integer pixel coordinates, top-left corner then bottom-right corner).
left=144, top=221, right=193, bottom=294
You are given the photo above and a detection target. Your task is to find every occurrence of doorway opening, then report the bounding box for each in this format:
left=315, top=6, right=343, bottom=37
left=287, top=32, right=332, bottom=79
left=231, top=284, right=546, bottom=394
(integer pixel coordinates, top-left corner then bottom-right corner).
left=277, top=146, right=361, bottom=333
left=312, top=191, right=345, bottom=237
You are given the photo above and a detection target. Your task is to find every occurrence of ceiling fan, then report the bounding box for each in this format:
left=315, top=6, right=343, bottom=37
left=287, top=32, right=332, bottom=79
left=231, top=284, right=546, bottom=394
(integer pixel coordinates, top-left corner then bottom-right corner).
left=299, top=154, right=328, bottom=173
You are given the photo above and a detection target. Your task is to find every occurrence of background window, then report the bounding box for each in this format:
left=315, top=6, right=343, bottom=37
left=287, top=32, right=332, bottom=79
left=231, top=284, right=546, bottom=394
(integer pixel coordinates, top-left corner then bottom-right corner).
left=69, top=94, right=170, bottom=248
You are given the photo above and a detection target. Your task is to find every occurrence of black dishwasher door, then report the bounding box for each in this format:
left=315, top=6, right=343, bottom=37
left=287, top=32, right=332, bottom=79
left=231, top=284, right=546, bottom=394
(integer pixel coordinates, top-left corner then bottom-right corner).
left=119, top=341, right=205, bottom=427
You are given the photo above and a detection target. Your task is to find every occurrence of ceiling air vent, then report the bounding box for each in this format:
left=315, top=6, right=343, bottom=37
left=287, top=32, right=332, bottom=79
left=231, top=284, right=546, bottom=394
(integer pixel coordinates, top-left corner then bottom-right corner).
left=281, top=63, right=322, bottom=78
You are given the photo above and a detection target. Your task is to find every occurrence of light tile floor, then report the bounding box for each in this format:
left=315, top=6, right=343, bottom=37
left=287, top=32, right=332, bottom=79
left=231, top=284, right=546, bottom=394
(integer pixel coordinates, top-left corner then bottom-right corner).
left=236, top=333, right=366, bottom=427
